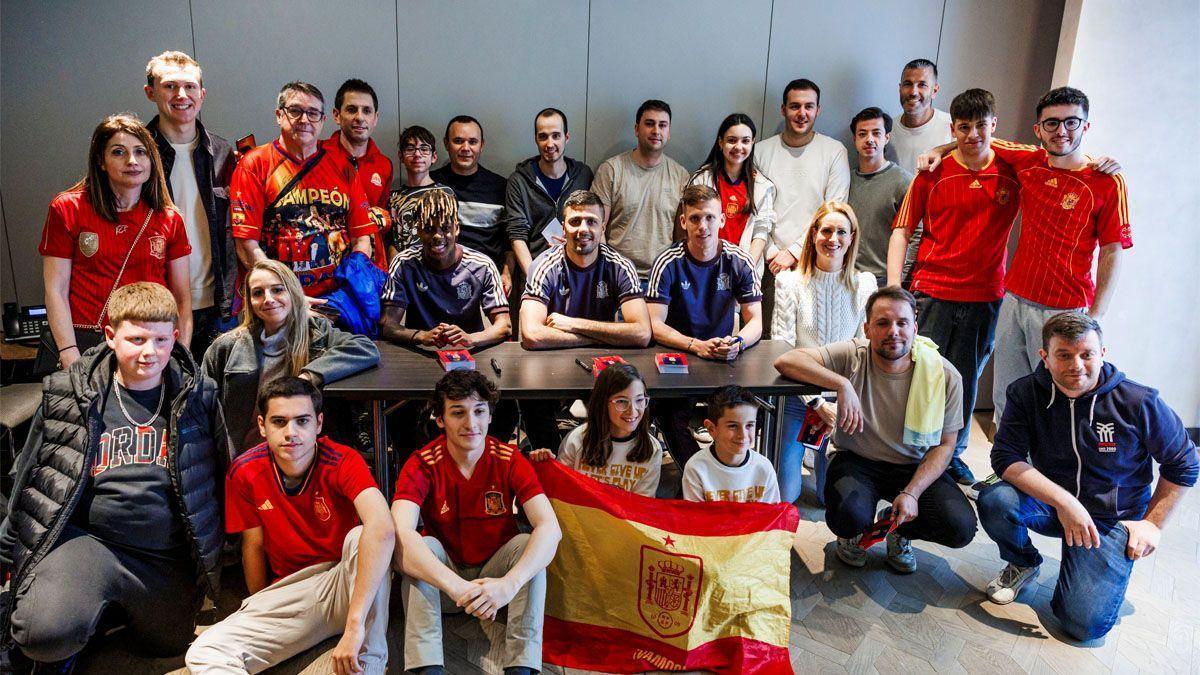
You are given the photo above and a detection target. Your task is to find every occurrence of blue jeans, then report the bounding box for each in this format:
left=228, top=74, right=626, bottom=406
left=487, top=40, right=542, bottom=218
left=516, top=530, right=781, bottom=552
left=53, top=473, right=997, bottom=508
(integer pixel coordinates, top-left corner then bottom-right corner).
left=914, top=294, right=1001, bottom=457
left=778, top=396, right=829, bottom=505
left=977, top=481, right=1134, bottom=641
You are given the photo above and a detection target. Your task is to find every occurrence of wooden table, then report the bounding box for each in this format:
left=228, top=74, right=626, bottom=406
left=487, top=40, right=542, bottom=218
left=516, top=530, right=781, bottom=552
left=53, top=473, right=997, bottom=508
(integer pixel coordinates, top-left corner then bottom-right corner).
left=324, top=340, right=820, bottom=491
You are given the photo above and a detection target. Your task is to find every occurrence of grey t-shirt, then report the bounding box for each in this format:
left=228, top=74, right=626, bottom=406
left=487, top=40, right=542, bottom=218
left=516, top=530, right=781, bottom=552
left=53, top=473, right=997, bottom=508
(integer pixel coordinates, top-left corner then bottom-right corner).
left=592, top=150, right=689, bottom=277
left=848, top=162, right=912, bottom=281
left=73, top=381, right=187, bottom=553
left=820, top=338, right=963, bottom=464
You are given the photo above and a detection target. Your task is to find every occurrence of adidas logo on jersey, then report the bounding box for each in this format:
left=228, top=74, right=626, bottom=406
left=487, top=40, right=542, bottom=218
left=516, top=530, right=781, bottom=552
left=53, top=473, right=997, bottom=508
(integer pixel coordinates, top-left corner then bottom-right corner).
left=1045, top=177, right=1059, bottom=188
left=258, top=499, right=275, bottom=511
left=969, top=179, right=983, bottom=189
left=440, top=501, right=450, bottom=515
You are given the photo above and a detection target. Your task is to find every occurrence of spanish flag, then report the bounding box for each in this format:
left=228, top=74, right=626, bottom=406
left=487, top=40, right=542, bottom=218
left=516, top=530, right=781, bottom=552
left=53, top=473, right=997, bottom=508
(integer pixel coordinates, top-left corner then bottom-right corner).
left=534, top=461, right=798, bottom=674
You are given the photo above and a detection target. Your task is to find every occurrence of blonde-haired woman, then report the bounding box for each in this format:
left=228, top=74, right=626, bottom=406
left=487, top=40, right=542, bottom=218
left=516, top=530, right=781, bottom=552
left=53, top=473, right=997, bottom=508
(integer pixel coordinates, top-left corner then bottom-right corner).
left=203, top=259, right=379, bottom=454
left=773, top=201, right=877, bottom=504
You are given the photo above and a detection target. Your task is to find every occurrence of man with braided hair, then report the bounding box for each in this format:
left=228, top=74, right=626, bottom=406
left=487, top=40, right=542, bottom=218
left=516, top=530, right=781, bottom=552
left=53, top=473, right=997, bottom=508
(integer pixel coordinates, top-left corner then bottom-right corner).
left=380, top=188, right=510, bottom=349
left=379, top=189, right=514, bottom=452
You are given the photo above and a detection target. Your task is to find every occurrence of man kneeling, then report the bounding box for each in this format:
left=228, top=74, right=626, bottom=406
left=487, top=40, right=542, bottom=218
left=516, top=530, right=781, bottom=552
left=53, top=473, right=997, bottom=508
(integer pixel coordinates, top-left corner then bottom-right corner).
left=187, top=377, right=394, bottom=674
left=775, top=286, right=977, bottom=572
left=978, top=313, right=1196, bottom=641
left=393, top=371, right=562, bottom=675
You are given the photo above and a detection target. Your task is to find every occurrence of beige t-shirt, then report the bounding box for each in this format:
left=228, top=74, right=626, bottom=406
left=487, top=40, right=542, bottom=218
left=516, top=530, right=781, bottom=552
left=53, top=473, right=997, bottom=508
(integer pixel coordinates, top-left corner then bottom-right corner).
left=819, top=338, right=963, bottom=464
left=591, top=150, right=689, bottom=277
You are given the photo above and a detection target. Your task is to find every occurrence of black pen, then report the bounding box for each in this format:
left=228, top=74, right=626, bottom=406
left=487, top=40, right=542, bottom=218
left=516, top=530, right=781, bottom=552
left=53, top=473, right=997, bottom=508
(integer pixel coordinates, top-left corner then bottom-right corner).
left=490, top=358, right=502, bottom=375
left=574, top=358, right=593, bottom=373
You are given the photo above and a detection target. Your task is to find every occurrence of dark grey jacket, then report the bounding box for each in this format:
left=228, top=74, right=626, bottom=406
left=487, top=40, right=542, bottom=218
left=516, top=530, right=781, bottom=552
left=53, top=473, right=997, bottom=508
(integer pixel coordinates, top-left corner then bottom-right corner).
left=202, top=315, right=380, bottom=454
left=502, top=156, right=593, bottom=260
left=147, top=116, right=237, bottom=318
left=1, top=344, right=228, bottom=615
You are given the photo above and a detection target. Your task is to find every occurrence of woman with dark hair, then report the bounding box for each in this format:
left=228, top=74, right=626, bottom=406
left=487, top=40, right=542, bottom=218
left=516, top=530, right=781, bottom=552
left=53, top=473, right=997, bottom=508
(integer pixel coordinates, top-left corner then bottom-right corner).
left=688, top=112, right=777, bottom=268
left=531, top=363, right=662, bottom=496
left=203, top=259, right=379, bottom=453
left=39, top=113, right=193, bottom=369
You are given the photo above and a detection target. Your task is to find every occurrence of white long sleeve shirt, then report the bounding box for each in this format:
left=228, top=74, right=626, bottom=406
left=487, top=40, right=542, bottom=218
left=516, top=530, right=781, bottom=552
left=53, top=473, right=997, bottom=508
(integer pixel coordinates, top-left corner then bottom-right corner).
left=754, top=133, right=850, bottom=259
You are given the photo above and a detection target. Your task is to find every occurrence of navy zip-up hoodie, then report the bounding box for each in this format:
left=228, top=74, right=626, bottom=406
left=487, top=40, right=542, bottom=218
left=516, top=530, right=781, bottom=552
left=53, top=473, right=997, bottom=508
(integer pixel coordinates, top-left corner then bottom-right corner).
left=992, top=362, right=1198, bottom=521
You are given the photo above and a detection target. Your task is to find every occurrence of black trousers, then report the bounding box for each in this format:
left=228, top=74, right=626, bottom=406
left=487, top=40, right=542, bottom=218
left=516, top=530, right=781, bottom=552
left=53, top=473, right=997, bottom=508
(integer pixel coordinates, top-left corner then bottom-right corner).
left=651, top=397, right=703, bottom=467
left=824, top=451, right=977, bottom=548
left=10, top=525, right=202, bottom=662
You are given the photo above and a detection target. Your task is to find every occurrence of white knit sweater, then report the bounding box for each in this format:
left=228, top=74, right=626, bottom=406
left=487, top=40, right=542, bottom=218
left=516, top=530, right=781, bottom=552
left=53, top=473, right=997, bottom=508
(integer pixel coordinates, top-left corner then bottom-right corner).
left=772, top=268, right=877, bottom=348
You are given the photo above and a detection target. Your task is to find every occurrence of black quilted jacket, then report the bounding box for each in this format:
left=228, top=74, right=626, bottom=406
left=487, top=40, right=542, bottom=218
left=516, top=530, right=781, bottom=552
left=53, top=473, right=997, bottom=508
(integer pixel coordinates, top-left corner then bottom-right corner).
left=1, top=343, right=228, bottom=616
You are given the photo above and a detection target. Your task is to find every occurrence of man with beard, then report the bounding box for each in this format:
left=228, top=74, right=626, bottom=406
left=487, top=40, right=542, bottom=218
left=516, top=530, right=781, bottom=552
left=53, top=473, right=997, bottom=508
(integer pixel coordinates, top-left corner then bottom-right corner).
left=775, top=287, right=977, bottom=573
left=890, top=59, right=952, bottom=175
left=519, top=189, right=651, bottom=450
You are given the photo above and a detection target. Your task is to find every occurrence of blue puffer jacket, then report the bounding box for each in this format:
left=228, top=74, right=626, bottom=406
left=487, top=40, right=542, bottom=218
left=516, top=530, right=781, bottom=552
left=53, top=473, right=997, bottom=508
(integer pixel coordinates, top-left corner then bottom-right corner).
left=992, top=362, right=1198, bottom=521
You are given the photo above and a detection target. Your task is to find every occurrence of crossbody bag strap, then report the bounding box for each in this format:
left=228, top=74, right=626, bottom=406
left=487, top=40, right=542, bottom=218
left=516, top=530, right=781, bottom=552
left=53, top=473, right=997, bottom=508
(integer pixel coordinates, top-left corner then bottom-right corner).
left=87, top=208, right=155, bottom=330
left=266, top=148, right=326, bottom=213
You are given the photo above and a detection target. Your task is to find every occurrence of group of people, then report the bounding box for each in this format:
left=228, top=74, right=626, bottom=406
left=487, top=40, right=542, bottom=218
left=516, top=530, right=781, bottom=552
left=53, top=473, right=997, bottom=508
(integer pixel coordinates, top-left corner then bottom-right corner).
left=0, top=49, right=1195, bottom=673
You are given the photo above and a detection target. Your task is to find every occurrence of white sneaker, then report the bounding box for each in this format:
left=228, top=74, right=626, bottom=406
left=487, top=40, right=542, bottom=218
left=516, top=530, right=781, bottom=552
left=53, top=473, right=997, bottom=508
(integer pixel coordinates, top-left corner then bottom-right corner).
left=986, top=563, right=1040, bottom=604
left=691, top=425, right=713, bottom=445
left=885, top=531, right=916, bottom=574
left=835, top=536, right=868, bottom=567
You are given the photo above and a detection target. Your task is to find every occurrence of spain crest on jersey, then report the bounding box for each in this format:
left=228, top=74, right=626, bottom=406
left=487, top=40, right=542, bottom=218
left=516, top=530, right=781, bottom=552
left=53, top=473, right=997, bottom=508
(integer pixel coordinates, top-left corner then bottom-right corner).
left=995, top=187, right=1012, bottom=206
left=79, top=231, right=99, bottom=257
left=314, top=496, right=332, bottom=522
left=148, top=235, right=166, bottom=259
left=639, top=545, right=702, bottom=638
left=484, top=490, right=506, bottom=515
left=1061, top=192, right=1080, bottom=210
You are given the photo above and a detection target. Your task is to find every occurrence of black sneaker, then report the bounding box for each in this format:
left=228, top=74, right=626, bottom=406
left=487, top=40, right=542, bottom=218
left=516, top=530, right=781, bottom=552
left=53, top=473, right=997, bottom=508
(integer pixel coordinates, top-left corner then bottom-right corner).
left=947, top=457, right=975, bottom=486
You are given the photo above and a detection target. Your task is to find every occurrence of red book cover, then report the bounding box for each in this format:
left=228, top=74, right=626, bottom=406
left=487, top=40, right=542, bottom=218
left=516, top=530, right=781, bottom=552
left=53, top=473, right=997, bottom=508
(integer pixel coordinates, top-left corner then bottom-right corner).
left=437, top=349, right=476, bottom=371
left=655, top=352, right=689, bottom=373
left=592, top=355, right=626, bottom=378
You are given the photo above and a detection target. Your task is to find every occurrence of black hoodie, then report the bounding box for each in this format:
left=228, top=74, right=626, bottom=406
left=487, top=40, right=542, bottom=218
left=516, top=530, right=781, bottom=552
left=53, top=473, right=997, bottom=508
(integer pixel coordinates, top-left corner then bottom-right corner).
left=502, top=156, right=593, bottom=260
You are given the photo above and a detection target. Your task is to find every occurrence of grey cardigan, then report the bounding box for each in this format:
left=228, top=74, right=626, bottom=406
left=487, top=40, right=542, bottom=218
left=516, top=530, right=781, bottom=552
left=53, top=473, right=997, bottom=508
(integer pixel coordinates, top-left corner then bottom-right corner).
left=202, top=316, right=380, bottom=454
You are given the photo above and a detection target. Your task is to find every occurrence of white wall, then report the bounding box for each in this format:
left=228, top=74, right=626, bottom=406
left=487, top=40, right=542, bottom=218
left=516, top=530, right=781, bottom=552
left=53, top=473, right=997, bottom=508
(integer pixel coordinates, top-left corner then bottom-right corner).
left=1053, top=0, right=1200, bottom=426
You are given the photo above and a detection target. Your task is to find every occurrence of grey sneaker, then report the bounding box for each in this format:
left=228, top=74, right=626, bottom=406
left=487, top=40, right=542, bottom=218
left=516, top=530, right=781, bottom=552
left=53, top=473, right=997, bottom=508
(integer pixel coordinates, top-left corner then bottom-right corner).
left=986, top=563, right=1040, bottom=604
left=835, top=536, right=868, bottom=567
left=968, top=472, right=1002, bottom=501
left=885, top=531, right=916, bottom=574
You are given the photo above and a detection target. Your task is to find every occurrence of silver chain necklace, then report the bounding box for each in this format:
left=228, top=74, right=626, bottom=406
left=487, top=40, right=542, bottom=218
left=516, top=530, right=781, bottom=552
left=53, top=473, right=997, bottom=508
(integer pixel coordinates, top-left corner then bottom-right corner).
left=114, top=378, right=165, bottom=427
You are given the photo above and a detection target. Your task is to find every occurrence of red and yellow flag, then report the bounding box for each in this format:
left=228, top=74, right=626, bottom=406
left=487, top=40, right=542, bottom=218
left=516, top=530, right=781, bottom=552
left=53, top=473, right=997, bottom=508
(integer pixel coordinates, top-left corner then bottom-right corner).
left=534, top=460, right=798, bottom=674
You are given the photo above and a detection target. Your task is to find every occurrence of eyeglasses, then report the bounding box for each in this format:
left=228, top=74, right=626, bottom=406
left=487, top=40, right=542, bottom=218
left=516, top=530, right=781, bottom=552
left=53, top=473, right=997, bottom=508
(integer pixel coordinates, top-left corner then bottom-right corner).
left=1038, top=116, right=1086, bottom=132
left=610, top=395, right=650, bottom=413
left=402, top=145, right=434, bottom=157
left=280, top=106, right=325, bottom=123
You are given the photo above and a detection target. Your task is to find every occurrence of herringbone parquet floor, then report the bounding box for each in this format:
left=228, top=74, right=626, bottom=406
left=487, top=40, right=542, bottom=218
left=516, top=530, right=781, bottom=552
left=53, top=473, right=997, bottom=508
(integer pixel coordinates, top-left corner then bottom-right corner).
left=83, top=417, right=1200, bottom=674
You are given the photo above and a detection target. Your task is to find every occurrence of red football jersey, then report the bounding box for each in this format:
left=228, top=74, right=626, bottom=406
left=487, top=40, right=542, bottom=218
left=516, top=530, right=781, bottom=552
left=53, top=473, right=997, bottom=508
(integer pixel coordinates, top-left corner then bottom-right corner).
left=893, top=153, right=1020, bottom=302
left=991, top=140, right=1133, bottom=309
left=39, top=190, right=190, bottom=327
left=716, top=172, right=750, bottom=246
left=393, top=435, right=543, bottom=567
left=322, top=133, right=395, bottom=271
left=226, top=437, right=378, bottom=580
left=230, top=140, right=376, bottom=296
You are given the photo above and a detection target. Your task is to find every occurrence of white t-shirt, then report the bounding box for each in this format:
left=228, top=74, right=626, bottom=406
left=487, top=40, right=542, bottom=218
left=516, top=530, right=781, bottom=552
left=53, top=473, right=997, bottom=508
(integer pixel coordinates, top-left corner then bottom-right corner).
left=754, top=133, right=850, bottom=259
left=557, top=423, right=662, bottom=497
left=681, top=447, right=780, bottom=503
left=889, top=108, right=953, bottom=175
left=169, top=139, right=214, bottom=309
